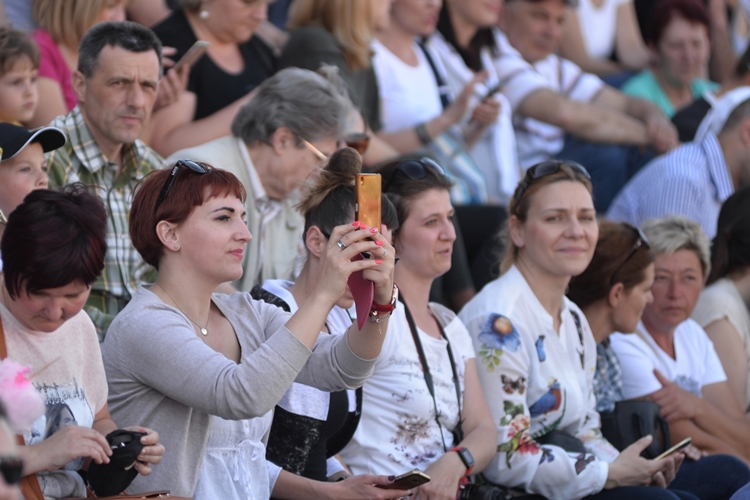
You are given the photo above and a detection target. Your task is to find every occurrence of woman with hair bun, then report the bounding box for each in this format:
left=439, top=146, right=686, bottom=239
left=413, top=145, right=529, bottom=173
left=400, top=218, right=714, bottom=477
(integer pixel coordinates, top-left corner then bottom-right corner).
left=692, top=186, right=750, bottom=414
left=259, top=147, right=403, bottom=493
left=103, top=159, right=404, bottom=499
left=568, top=219, right=750, bottom=500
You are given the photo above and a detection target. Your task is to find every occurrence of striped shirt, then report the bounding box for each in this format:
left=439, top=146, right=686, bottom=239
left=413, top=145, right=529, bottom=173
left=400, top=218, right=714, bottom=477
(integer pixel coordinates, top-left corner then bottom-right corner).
left=493, top=30, right=605, bottom=169
left=47, top=106, right=164, bottom=338
left=607, top=132, right=733, bottom=238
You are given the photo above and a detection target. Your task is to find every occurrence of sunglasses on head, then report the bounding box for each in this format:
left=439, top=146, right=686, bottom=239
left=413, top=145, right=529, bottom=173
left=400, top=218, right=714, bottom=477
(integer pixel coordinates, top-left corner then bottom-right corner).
left=514, top=160, right=591, bottom=212
left=155, top=159, right=208, bottom=212
left=1, top=456, right=23, bottom=485
left=610, top=224, right=651, bottom=284
left=383, top=157, right=445, bottom=192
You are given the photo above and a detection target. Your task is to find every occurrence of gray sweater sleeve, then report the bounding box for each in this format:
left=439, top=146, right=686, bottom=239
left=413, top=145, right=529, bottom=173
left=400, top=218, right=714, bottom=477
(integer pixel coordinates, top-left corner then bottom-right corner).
left=105, top=289, right=373, bottom=420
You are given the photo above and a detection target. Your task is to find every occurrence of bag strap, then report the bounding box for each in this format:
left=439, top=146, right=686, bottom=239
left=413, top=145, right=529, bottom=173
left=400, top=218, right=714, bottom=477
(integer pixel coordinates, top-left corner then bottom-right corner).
left=399, top=294, right=464, bottom=450
left=418, top=40, right=451, bottom=110
left=0, top=316, right=45, bottom=500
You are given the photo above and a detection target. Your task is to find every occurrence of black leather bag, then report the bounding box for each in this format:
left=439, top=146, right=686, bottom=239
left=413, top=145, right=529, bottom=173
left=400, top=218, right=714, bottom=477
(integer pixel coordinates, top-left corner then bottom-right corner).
left=599, top=400, right=670, bottom=458
left=86, top=430, right=146, bottom=497
left=534, top=430, right=587, bottom=454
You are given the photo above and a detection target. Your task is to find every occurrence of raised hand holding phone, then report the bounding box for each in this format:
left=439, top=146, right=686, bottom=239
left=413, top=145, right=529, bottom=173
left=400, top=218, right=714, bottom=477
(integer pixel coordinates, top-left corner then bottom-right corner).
left=350, top=173, right=382, bottom=329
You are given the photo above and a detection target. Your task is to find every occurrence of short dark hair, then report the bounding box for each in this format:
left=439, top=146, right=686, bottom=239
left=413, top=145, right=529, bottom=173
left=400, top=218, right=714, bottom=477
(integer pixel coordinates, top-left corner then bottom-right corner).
left=130, top=163, right=247, bottom=269
left=707, top=186, right=750, bottom=284
left=2, top=183, right=107, bottom=299
left=78, top=21, right=162, bottom=78
left=568, top=220, right=655, bottom=309
left=0, top=26, right=39, bottom=75
left=649, top=0, right=710, bottom=46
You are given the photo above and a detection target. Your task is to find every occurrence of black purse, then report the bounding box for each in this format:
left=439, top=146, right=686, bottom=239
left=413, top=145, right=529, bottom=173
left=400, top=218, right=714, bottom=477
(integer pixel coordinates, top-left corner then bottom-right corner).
left=86, top=429, right=147, bottom=497
left=599, top=400, right=671, bottom=458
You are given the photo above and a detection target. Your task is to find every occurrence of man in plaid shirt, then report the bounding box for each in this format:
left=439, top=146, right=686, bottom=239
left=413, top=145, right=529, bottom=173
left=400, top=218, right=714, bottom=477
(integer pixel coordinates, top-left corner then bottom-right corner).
left=47, top=22, right=165, bottom=339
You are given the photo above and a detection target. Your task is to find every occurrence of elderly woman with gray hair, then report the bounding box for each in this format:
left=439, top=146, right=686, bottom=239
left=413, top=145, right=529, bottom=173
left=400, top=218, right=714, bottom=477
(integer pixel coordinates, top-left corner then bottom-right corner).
left=611, top=216, right=750, bottom=466
left=167, top=66, right=350, bottom=291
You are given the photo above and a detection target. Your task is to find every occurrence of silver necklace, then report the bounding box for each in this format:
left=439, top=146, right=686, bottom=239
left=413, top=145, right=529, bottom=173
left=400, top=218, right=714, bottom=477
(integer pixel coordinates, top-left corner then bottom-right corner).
left=155, top=283, right=211, bottom=336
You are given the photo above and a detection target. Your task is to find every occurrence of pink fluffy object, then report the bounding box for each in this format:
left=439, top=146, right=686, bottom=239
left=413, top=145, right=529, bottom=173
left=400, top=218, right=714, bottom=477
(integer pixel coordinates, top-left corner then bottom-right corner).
left=0, top=358, right=45, bottom=434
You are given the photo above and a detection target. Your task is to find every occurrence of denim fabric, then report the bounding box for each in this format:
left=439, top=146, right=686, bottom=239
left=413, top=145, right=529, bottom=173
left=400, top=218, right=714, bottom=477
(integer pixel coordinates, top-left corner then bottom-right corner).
left=669, top=455, right=750, bottom=500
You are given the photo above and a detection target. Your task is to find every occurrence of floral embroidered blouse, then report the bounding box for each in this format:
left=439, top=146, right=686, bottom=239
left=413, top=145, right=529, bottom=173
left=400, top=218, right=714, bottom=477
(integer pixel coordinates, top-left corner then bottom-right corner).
left=459, top=266, right=618, bottom=500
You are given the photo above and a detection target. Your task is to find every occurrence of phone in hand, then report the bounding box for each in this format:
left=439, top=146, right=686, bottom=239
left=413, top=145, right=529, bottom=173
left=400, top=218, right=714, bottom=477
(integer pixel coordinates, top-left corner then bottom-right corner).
left=479, top=81, right=503, bottom=102
left=349, top=173, right=381, bottom=329
left=171, top=40, right=209, bottom=74
left=376, top=470, right=431, bottom=490
left=654, top=437, right=692, bottom=460
left=355, top=173, right=381, bottom=230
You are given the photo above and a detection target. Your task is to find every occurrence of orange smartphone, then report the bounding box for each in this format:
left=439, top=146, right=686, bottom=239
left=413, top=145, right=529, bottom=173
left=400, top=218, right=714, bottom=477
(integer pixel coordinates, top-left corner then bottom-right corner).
left=172, top=40, right=209, bottom=73
left=376, top=470, right=431, bottom=490
left=355, top=173, right=381, bottom=230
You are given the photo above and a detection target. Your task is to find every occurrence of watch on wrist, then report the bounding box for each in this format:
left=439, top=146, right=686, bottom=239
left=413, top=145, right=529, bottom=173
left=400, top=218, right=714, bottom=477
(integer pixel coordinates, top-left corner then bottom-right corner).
left=370, top=283, right=399, bottom=315
left=450, top=446, right=475, bottom=476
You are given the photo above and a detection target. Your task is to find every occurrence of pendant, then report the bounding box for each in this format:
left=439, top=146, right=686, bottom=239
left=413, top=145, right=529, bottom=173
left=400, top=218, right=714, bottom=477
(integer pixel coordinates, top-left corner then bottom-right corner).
left=200, top=327, right=208, bottom=336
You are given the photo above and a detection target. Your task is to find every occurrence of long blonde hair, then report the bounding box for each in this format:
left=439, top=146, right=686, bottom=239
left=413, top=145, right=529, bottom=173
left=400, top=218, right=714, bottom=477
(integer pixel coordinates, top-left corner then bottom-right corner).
left=287, top=0, right=376, bottom=72
left=33, top=0, right=109, bottom=49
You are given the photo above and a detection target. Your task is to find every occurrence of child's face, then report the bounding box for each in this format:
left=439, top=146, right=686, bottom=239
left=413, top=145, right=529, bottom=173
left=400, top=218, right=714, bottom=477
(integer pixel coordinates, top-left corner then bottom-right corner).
left=0, top=56, right=38, bottom=123
left=0, top=142, right=47, bottom=218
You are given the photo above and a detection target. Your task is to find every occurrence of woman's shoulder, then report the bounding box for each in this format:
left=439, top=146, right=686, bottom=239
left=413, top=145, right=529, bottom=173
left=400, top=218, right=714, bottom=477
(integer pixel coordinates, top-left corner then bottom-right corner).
left=151, top=9, right=196, bottom=55
left=621, top=70, right=658, bottom=95
left=693, top=278, right=737, bottom=324
left=458, top=268, right=528, bottom=326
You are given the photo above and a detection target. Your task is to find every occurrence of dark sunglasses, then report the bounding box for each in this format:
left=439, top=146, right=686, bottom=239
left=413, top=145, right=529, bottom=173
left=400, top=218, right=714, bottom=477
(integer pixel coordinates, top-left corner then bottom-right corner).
left=610, top=224, right=651, bottom=284
left=383, top=157, right=445, bottom=192
left=155, top=159, right=208, bottom=212
left=514, top=160, right=591, bottom=212
left=1, top=456, right=23, bottom=485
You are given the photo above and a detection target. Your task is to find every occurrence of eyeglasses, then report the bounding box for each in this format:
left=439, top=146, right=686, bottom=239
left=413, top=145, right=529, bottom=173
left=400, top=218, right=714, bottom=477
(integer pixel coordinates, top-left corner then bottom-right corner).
left=383, top=157, right=445, bottom=192
left=610, top=224, right=651, bottom=284
left=300, top=137, right=328, bottom=164
left=514, top=160, right=591, bottom=213
left=155, top=159, right=208, bottom=212
left=1, top=456, right=23, bottom=485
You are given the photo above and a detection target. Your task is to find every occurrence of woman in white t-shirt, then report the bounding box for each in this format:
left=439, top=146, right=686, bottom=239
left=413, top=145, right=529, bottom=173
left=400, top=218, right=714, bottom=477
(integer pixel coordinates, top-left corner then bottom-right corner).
left=691, top=187, right=750, bottom=415
left=559, top=0, right=650, bottom=79
left=611, top=216, right=750, bottom=466
left=460, top=161, right=684, bottom=500
left=339, top=158, right=497, bottom=499
left=0, top=184, right=164, bottom=499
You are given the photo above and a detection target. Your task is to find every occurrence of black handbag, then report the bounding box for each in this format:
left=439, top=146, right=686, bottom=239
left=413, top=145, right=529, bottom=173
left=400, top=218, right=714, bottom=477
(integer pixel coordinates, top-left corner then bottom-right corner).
left=534, top=430, right=587, bottom=454
left=599, top=400, right=670, bottom=458
left=86, top=430, right=147, bottom=497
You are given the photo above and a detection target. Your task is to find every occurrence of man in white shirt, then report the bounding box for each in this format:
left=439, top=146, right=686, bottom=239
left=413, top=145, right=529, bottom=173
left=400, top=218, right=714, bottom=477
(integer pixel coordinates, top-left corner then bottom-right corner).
left=496, top=0, right=678, bottom=211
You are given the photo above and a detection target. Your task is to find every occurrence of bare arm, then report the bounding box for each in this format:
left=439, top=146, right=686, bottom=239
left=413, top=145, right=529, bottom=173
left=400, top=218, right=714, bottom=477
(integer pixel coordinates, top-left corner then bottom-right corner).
left=27, top=78, right=68, bottom=128
left=614, top=2, right=651, bottom=71
left=519, top=88, right=649, bottom=145
left=704, top=318, right=749, bottom=412
left=592, top=87, right=678, bottom=152
left=272, top=470, right=410, bottom=500
left=667, top=418, right=750, bottom=465
left=147, top=91, right=251, bottom=158
left=415, top=359, right=497, bottom=499
left=559, top=8, right=625, bottom=76
left=708, top=0, right=737, bottom=84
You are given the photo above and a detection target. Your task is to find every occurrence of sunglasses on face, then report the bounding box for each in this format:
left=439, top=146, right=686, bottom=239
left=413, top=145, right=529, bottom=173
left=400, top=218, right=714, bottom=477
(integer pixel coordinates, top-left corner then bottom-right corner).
left=514, top=160, right=592, bottom=212
left=155, top=159, right=208, bottom=212
left=1, top=456, right=23, bottom=485
left=383, top=157, right=445, bottom=192
left=610, top=224, right=652, bottom=284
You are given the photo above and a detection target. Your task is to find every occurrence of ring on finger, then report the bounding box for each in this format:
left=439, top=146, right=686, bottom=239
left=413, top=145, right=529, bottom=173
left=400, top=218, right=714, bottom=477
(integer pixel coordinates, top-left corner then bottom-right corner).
left=382, top=249, right=388, bottom=258
left=337, top=239, right=347, bottom=250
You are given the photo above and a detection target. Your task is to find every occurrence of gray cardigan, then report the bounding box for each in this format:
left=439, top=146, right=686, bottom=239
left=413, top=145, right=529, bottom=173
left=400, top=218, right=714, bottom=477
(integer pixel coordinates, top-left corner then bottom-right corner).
left=102, top=286, right=374, bottom=497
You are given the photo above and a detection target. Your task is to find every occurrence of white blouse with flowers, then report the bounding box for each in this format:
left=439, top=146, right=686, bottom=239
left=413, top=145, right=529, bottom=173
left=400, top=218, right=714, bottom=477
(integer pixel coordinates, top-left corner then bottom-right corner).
left=459, top=266, right=618, bottom=500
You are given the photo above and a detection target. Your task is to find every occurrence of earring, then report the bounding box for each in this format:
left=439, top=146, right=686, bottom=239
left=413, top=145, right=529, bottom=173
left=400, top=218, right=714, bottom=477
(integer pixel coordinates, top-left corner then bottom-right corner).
left=174, top=244, right=179, bottom=250
left=199, top=9, right=210, bottom=20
